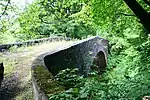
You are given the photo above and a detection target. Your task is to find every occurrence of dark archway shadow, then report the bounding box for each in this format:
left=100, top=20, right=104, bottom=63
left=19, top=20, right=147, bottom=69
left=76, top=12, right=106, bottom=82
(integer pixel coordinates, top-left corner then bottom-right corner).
left=91, top=51, right=106, bottom=75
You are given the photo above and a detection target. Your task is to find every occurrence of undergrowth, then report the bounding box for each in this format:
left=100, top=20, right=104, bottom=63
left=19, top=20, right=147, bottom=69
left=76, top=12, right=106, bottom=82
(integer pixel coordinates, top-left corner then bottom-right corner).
left=48, top=47, right=150, bottom=100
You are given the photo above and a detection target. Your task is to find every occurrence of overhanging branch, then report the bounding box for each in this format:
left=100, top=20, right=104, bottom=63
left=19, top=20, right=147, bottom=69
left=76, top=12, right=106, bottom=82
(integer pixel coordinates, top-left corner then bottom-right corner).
left=120, top=12, right=135, bottom=17
left=143, top=0, right=150, bottom=6
left=123, top=0, right=150, bottom=34
left=0, top=0, right=11, bottom=19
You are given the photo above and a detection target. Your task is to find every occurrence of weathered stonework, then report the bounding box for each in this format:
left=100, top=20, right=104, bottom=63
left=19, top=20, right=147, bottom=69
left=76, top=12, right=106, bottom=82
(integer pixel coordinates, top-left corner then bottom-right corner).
left=0, top=37, right=71, bottom=52
left=31, top=36, right=109, bottom=100
left=44, top=36, right=108, bottom=76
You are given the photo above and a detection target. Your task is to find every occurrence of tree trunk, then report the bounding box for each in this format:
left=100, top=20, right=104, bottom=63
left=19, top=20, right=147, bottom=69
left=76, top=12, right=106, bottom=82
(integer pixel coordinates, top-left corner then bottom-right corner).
left=123, top=0, right=150, bottom=34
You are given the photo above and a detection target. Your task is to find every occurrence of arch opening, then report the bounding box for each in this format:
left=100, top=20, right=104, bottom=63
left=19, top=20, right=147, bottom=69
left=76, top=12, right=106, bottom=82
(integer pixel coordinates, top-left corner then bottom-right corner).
left=91, top=51, right=106, bottom=75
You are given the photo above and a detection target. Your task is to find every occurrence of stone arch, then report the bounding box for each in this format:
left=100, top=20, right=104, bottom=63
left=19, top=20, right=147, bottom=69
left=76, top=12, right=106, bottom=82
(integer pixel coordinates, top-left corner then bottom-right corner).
left=91, top=51, right=106, bottom=74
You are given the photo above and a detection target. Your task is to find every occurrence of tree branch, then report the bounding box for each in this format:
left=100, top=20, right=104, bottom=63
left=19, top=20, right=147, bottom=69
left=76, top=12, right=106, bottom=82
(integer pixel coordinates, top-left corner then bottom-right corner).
left=120, top=12, right=135, bottom=17
left=143, top=0, right=150, bottom=6
left=0, top=0, right=11, bottom=19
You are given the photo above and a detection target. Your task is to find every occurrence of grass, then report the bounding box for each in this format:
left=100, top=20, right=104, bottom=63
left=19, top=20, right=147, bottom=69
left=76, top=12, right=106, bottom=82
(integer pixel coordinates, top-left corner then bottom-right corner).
left=0, top=57, right=16, bottom=76
left=0, top=40, right=74, bottom=99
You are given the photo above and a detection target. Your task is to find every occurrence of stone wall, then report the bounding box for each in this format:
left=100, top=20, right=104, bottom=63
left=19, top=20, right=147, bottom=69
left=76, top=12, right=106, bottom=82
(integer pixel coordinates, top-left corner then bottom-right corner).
left=44, top=36, right=108, bottom=76
left=0, top=37, right=71, bottom=52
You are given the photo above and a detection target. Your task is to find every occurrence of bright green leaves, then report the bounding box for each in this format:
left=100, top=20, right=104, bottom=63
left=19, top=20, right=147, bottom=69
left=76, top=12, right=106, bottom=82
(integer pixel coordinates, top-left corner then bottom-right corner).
left=92, top=0, right=131, bottom=33
left=16, top=0, right=96, bottom=39
left=49, top=67, right=150, bottom=100
left=55, top=68, right=83, bottom=89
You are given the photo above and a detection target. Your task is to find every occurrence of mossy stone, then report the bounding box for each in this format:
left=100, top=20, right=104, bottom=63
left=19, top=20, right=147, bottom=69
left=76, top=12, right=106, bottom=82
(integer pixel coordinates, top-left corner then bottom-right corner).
left=34, top=66, right=65, bottom=95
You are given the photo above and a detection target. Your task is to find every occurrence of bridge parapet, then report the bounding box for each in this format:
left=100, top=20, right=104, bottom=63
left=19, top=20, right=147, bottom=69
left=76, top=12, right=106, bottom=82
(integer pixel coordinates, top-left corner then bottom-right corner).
left=44, top=36, right=108, bottom=76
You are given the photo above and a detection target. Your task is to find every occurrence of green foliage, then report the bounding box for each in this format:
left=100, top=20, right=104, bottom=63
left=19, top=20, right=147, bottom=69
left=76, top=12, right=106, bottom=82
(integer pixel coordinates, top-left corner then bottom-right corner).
left=55, top=68, right=83, bottom=89
left=17, top=1, right=42, bottom=40
left=0, top=0, right=96, bottom=43
left=0, top=0, right=150, bottom=99
left=92, top=3, right=150, bottom=99
left=0, top=17, right=19, bottom=44
left=17, top=0, right=96, bottom=40
left=92, top=0, right=149, bottom=55
left=0, top=0, right=22, bottom=44
left=49, top=66, right=150, bottom=100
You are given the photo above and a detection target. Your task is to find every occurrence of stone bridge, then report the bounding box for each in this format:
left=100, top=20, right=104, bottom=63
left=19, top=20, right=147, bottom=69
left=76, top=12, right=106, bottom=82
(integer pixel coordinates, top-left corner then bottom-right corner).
left=31, top=36, right=109, bottom=100
left=0, top=36, right=109, bottom=100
